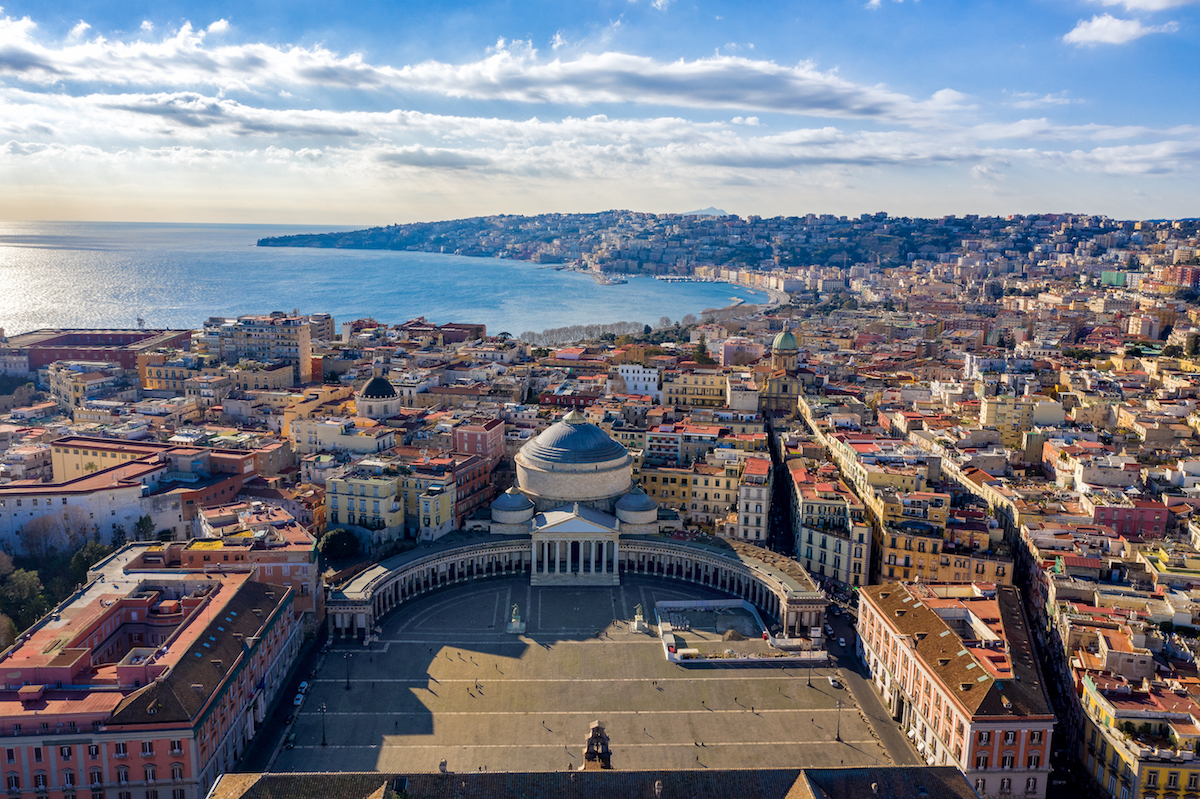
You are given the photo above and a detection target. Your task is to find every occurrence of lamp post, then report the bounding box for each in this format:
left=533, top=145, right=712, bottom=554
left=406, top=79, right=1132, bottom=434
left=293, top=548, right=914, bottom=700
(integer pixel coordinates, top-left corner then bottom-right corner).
left=320, top=702, right=327, bottom=747
left=344, top=653, right=352, bottom=690
left=836, top=699, right=842, bottom=742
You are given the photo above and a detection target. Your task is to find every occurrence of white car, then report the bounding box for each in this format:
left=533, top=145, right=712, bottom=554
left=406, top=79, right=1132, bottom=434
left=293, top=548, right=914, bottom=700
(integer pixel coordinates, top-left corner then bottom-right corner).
left=838, top=637, right=846, bottom=648
left=828, top=676, right=842, bottom=689
left=825, top=625, right=834, bottom=636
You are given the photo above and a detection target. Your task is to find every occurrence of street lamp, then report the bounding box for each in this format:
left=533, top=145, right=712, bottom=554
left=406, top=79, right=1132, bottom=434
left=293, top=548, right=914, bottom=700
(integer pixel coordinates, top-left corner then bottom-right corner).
left=835, top=699, right=842, bottom=742
left=320, top=702, right=327, bottom=747
left=344, top=653, right=352, bottom=690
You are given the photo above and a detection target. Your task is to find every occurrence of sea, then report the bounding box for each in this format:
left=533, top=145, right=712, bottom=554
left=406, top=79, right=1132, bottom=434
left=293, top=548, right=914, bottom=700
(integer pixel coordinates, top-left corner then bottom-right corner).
left=0, top=222, right=767, bottom=337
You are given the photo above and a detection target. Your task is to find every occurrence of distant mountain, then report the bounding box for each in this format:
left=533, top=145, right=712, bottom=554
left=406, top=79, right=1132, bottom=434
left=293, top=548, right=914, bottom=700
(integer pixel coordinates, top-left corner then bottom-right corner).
left=681, top=207, right=729, bottom=217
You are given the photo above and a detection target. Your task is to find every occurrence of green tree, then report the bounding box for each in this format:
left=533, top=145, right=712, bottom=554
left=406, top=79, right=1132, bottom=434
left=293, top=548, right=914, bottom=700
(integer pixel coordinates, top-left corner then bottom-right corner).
left=318, top=528, right=360, bottom=561
left=0, top=552, right=13, bottom=579
left=1188, top=336, right=1199, bottom=358
left=1, top=569, right=48, bottom=631
left=110, top=524, right=127, bottom=548
left=69, top=541, right=113, bottom=587
left=133, top=515, right=155, bottom=541
left=1163, top=344, right=1184, bottom=358
left=693, top=335, right=717, bottom=365
left=0, top=613, right=15, bottom=649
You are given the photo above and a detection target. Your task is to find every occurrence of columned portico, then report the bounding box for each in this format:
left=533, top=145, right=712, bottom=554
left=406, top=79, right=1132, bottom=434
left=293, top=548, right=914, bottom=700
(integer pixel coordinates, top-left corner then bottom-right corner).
left=530, top=505, right=621, bottom=587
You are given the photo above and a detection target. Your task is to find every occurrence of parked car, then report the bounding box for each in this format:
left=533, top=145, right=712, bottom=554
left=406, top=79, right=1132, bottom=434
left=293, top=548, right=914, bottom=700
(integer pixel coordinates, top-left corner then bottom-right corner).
left=293, top=693, right=304, bottom=706
left=824, top=625, right=834, bottom=636
left=838, top=637, right=846, bottom=648
left=298, top=681, right=309, bottom=694
left=827, top=676, right=842, bottom=689
left=284, top=733, right=296, bottom=750
left=284, top=713, right=294, bottom=725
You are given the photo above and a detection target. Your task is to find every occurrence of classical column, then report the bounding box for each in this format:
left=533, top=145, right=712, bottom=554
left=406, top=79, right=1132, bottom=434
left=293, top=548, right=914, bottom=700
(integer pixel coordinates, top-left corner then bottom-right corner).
left=553, top=540, right=560, bottom=573
left=600, top=541, right=607, bottom=573
left=611, top=540, right=619, bottom=574
left=589, top=540, right=597, bottom=573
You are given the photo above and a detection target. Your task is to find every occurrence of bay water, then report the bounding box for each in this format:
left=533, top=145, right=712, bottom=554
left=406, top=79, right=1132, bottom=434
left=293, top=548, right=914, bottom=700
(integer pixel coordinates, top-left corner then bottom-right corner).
left=0, top=222, right=766, bottom=336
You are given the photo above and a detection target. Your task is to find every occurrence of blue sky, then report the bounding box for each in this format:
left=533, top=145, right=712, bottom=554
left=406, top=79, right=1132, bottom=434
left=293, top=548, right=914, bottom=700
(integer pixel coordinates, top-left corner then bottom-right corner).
left=1, top=0, right=1197, bottom=223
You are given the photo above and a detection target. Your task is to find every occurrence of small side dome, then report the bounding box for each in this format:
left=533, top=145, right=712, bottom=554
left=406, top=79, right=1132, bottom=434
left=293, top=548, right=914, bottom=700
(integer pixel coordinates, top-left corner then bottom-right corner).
left=772, top=330, right=799, bottom=352
left=615, top=484, right=659, bottom=525
left=491, top=486, right=534, bottom=512
left=360, top=375, right=397, bottom=399
left=615, top=485, right=657, bottom=513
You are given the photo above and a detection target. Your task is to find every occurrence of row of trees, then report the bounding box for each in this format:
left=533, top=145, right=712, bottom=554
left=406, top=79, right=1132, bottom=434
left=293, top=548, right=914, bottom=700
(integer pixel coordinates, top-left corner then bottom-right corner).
left=517, top=320, right=649, bottom=346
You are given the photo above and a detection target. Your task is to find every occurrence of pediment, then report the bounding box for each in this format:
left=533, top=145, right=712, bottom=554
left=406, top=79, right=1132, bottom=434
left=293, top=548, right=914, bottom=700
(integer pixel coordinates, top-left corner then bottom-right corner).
left=535, top=517, right=617, bottom=536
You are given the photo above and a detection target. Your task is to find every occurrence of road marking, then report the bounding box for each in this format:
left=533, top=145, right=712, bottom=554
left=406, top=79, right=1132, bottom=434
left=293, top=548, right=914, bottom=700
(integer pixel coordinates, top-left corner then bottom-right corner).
left=288, top=739, right=879, bottom=750
left=312, top=675, right=832, bottom=683
left=302, top=708, right=851, bottom=716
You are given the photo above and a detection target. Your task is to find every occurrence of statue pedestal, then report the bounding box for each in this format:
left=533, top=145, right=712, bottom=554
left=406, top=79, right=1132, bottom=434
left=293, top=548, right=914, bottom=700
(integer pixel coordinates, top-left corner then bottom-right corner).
left=507, top=619, right=526, bottom=634
left=631, top=616, right=648, bottom=633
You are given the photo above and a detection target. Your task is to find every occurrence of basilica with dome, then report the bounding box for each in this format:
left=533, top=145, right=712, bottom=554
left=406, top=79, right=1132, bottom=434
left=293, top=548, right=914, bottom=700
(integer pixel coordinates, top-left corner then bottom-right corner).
left=480, top=410, right=679, bottom=585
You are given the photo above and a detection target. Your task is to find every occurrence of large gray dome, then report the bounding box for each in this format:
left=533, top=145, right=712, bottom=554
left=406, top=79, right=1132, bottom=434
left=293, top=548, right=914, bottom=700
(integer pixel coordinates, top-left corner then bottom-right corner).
left=521, top=411, right=629, bottom=466
left=360, top=375, right=397, bottom=399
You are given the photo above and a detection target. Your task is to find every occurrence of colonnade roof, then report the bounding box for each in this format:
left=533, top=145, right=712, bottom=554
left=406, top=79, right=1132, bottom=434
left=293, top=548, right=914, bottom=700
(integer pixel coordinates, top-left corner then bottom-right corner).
left=622, top=534, right=823, bottom=599
left=330, top=530, right=531, bottom=602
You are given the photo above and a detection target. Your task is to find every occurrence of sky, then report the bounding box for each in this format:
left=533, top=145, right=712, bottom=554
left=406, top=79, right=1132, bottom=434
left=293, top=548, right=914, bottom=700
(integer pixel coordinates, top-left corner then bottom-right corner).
left=0, top=0, right=1197, bottom=224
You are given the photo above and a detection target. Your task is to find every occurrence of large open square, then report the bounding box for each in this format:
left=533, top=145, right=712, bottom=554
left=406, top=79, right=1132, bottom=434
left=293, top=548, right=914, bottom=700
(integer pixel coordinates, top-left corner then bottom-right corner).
left=270, top=577, right=893, bottom=772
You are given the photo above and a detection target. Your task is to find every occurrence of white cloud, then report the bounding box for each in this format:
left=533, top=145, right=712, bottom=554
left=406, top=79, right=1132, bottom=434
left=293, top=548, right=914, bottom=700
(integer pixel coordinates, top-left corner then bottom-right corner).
left=1063, top=14, right=1179, bottom=45
left=140, top=20, right=153, bottom=33
left=551, top=31, right=567, bottom=50
left=207, top=19, right=230, bottom=34
left=68, top=20, right=90, bottom=40
left=1008, top=91, right=1078, bottom=109
left=1087, top=0, right=1198, bottom=10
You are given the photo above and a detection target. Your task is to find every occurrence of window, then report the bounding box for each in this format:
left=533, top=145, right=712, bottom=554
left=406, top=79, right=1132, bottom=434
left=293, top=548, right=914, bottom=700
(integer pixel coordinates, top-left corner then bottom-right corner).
left=1000, top=777, right=1011, bottom=792
left=89, top=746, right=99, bottom=760
left=1146, top=772, right=1158, bottom=788
left=169, top=743, right=182, bottom=756
left=4, top=751, right=12, bottom=765
left=34, top=748, right=43, bottom=763
left=1027, top=753, right=1040, bottom=768
left=1001, top=755, right=1014, bottom=769
left=114, top=744, right=127, bottom=758
left=144, top=767, right=155, bottom=783
left=976, top=754, right=989, bottom=770
left=7, top=775, right=19, bottom=790
left=1190, top=774, right=1199, bottom=790
left=1004, top=731, right=1015, bottom=744
left=34, top=773, right=47, bottom=789
left=172, top=791, right=185, bottom=799
left=146, top=791, right=158, bottom=799
left=140, top=743, right=153, bottom=757
left=117, top=770, right=129, bottom=785
left=1168, top=772, right=1180, bottom=789
left=1030, top=730, right=1042, bottom=744
left=974, top=779, right=985, bottom=793
left=62, top=747, right=73, bottom=761
left=1025, top=777, right=1037, bottom=794
left=91, top=772, right=103, bottom=786
left=64, top=771, right=76, bottom=786
left=120, top=792, right=131, bottom=799
left=170, top=767, right=182, bottom=782
left=978, top=731, right=990, bottom=744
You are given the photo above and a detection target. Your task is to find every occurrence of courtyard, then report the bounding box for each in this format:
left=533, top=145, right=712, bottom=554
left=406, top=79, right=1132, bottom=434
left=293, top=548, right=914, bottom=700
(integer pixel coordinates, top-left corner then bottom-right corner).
left=270, top=576, right=892, bottom=772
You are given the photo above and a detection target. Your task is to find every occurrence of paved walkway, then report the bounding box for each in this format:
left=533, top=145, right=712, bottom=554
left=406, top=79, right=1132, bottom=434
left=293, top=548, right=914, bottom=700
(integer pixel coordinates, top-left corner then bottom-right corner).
left=268, top=577, right=893, bottom=773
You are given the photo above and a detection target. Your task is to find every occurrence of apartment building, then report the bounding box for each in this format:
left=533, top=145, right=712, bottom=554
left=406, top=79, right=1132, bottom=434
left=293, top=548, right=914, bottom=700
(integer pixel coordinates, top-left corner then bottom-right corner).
left=734, top=456, right=772, bottom=542
left=789, top=468, right=871, bottom=587
left=291, top=418, right=394, bottom=456
left=661, top=369, right=727, bottom=409
left=858, top=583, right=1055, bottom=799
left=198, top=314, right=312, bottom=383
